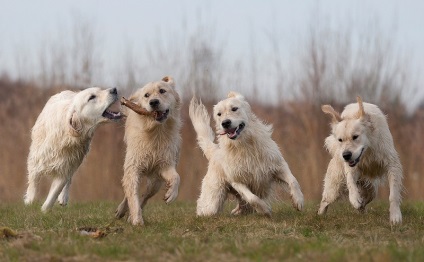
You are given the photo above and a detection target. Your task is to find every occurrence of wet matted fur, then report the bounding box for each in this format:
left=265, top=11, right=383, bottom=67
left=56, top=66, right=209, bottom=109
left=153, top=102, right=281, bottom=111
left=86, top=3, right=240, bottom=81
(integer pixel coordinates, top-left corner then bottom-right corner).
left=189, top=92, right=304, bottom=216
left=318, top=96, right=403, bottom=224
left=115, top=76, right=182, bottom=225
left=24, top=87, right=122, bottom=212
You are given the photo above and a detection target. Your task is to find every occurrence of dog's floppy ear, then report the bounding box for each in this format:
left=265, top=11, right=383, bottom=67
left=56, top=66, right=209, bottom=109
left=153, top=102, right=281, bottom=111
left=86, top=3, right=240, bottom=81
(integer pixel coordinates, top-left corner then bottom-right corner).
left=162, top=76, right=175, bottom=87
left=356, top=96, right=365, bottom=119
left=227, top=91, right=245, bottom=100
left=68, top=111, right=82, bottom=137
left=321, top=105, right=342, bottom=123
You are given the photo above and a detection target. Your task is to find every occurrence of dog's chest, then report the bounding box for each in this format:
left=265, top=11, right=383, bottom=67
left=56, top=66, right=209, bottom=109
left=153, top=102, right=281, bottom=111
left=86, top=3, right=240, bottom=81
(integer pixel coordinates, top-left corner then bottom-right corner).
left=358, top=160, right=387, bottom=179
left=222, top=149, right=275, bottom=184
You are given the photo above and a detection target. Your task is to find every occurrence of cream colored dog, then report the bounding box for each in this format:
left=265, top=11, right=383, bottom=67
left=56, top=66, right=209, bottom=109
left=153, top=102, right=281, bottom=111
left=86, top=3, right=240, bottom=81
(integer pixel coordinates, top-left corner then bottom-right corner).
left=115, top=76, right=181, bottom=226
left=318, top=97, right=403, bottom=224
left=189, top=92, right=304, bottom=216
left=24, top=87, right=122, bottom=212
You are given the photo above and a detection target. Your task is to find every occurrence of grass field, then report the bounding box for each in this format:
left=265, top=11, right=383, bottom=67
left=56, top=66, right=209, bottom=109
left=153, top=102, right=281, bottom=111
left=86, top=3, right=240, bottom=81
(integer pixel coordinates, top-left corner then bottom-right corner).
left=1, top=201, right=424, bottom=261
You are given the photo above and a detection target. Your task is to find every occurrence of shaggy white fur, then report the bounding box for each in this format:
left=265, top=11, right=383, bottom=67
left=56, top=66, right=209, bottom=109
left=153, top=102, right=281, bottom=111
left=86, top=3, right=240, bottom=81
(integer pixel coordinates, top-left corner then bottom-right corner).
left=115, top=76, right=182, bottom=226
left=24, top=87, right=122, bottom=212
left=189, top=92, right=304, bottom=216
left=318, top=97, right=403, bottom=225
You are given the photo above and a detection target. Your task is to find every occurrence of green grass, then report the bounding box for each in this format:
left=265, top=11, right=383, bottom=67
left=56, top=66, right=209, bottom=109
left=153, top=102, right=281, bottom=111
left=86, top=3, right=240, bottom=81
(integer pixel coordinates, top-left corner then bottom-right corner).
left=1, top=201, right=424, bottom=261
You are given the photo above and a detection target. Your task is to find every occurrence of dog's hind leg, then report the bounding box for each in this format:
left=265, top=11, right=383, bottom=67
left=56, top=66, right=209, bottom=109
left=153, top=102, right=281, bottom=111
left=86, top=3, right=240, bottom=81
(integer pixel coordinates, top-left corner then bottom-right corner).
left=274, top=163, right=304, bottom=211
left=141, top=175, right=163, bottom=208
left=318, top=159, right=344, bottom=215
left=24, top=170, right=42, bottom=205
left=231, top=182, right=271, bottom=217
left=388, top=164, right=403, bottom=225
left=229, top=187, right=254, bottom=215
left=41, top=177, right=67, bottom=212
left=58, top=177, right=72, bottom=206
left=116, top=176, right=163, bottom=219
left=160, top=167, right=180, bottom=204
left=122, top=165, right=143, bottom=225
left=357, top=179, right=377, bottom=213
left=115, top=198, right=128, bottom=219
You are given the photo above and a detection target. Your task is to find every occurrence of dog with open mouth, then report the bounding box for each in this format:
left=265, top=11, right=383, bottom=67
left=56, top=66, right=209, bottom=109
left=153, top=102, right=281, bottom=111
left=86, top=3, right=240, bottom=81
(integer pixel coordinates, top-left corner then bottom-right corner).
left=189, top=91, right=304, bottom=217
left=115, top=76, right=181, bottom=226
left=318, top=96, right=404, bottom=225
left=24, top=87, right=123, bottom=212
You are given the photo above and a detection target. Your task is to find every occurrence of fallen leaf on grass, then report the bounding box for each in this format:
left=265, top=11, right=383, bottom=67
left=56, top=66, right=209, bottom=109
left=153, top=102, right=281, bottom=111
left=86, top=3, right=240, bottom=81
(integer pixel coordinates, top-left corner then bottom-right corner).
left=0, top=227, right=18, bottom=239
left=77, top=226, right=123, bottom=239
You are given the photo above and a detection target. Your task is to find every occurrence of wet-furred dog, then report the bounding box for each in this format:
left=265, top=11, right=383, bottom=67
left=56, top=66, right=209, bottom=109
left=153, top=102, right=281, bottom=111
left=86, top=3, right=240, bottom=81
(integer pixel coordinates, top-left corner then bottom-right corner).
left=189, top=92, right=304, bottom=216
left=318, top=96, right=403, bottom=224
left=115, top=76, right=181, bottom=225
left=24, top=87, right=123, bottom=211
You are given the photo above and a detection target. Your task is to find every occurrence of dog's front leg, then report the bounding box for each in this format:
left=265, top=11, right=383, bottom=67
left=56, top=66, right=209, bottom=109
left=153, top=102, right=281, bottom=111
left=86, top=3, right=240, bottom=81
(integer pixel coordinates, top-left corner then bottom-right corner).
left=388, top=164, right=403, bottom=225
left=318, top=158, right=344, bottom=215
left=230, top=182, right=271, bottom=216
left=196, top=169, right=227, bottom=216
left=41, top=177, right=68, bottom=212
left=122, top=166, right=143, bottom=225
left=346, top=169, right=363, bottom=210
left=274, top=163, right=304, bottom=211
left=160, top=167, right=180, bottom=204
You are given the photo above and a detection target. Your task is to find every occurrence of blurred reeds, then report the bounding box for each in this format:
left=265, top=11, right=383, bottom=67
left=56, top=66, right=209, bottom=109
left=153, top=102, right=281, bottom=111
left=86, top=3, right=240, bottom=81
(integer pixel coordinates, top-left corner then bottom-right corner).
left=0, top=17, right=422, bottom=203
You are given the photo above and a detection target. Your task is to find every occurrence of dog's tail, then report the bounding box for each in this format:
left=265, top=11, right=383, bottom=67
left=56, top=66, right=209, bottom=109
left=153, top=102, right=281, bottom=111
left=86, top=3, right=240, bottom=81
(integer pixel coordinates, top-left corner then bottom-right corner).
left=189, top=97, right=218, bottom=160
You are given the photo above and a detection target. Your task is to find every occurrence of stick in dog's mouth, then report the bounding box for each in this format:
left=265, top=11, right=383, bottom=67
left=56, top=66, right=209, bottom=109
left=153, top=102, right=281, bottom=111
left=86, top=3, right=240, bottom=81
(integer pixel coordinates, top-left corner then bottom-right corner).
left=120, top=97, right=154, bottom=117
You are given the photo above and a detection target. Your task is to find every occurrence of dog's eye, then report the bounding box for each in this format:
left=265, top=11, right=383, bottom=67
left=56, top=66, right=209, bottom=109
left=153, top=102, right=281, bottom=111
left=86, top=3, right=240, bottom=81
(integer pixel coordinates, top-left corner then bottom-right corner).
left=352, top=135, right=359, bottom=140
left=217, top=113, right=221, bottom=117
left=232, top=107, right=238, bottom=112
left=159, top=89, right=166, bottom=94
left=88, top=95, right=96, bottom=101
left=144, top=93, right=150, bottom=98
left=338, top=138, right=342, bottom=142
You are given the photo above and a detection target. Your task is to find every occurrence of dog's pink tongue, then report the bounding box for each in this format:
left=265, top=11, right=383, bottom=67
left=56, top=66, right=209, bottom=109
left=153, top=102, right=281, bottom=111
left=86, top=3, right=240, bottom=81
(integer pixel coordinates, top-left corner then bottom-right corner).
left=228, top=130, right=237, bottom=138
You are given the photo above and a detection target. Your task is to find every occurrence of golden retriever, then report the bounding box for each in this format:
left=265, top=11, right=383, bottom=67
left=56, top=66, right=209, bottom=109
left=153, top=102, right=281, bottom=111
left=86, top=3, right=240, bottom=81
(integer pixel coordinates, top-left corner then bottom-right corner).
left=318, top=96, right=403, bottom=224
left=189, top=92, right=304, bottom=216
left=115, top=76, right=181, bottom=225
left=24, top=87, right=122, bottom=212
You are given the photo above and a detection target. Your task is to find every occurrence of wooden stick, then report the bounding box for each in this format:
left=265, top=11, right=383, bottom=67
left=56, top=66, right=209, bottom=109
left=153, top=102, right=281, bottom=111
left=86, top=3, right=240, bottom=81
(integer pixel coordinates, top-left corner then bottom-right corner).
left=120, top=97, right=153, bottom=116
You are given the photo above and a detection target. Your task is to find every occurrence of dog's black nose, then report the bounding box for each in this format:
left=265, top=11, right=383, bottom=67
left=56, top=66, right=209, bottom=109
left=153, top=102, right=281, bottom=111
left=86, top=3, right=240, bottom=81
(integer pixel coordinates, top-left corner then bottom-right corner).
left=342, top=151, right=352, bottom=161
left=149, top=99, right=160, bottom=107
left=109, top=87, right=118, bottom=95
left=222, top=119, right=232, bottom=129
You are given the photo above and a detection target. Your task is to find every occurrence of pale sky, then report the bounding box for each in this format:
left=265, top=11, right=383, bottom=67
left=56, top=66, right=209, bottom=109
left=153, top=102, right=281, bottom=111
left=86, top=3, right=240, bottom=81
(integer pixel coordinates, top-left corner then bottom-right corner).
left=0, top=0, right=423, bottom=105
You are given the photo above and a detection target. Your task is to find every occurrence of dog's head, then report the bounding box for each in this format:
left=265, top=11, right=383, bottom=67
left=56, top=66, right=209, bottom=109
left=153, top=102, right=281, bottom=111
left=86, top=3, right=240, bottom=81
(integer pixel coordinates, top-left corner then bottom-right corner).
left=128, top=76, right=180, bottom=123
left=322, top=96, right=372, bottom=167
left=213, top=92, right=251, bottom=140
left=67, top=87, right=123, bottom=137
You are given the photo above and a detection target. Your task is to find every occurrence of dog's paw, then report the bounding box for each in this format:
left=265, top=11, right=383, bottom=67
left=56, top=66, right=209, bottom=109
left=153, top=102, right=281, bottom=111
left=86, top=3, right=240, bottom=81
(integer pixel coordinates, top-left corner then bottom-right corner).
left=252, top=201, right=272, bottom=217
left=390, top=205, right=402, bottom=225
left=317, top=200, right=329, bottom=215
left=164, top=185, right=179, bottom=204
left=23, top=196, right=33, bottom=206
left=57, top=198, right=68, bottom=206
left=115, top=207, right=127, bottom=219
left=349, top=193, right=363, bottom=210
left=291, top=195, right=304, bottom=211
left=231, top=205, right=242, bottom=215
left=128, top=216, right=144, bottom=226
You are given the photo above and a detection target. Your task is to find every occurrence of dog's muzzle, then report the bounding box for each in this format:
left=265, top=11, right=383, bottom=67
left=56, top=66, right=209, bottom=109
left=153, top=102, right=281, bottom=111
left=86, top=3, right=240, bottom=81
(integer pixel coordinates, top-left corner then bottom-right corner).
left=102, top=91, right=123, bottom=121
left=220, top=120, right=245, bottom=140
left=343, top=148, right=364, bottom=167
